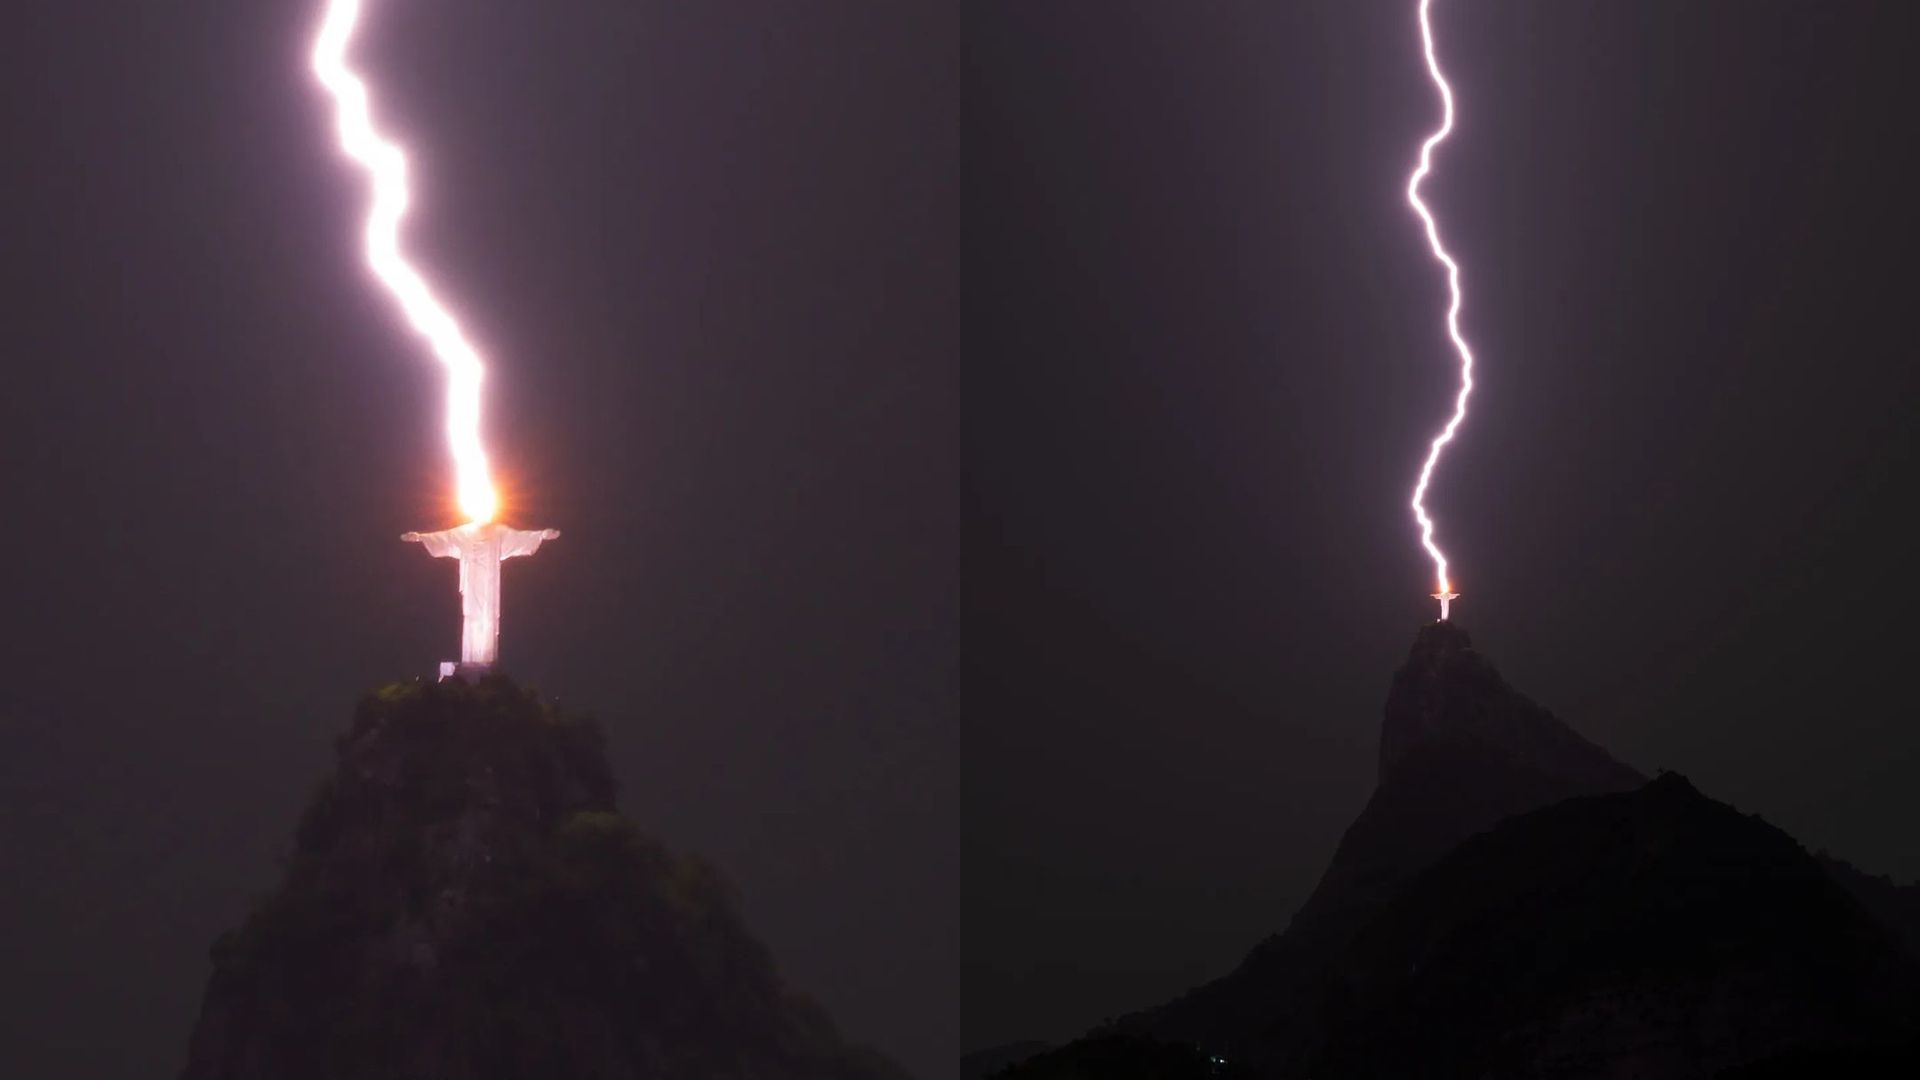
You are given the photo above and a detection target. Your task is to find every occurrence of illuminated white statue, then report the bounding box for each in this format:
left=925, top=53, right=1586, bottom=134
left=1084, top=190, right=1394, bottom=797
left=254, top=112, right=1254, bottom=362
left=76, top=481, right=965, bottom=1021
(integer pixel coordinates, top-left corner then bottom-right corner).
left=402, top=523, right=560, bottom=667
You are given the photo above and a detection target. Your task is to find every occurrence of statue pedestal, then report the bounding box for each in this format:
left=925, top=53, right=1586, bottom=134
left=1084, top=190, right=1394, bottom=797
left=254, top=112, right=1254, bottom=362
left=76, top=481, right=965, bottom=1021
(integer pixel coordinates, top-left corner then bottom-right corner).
left=438, top=661, right=494, bottom=683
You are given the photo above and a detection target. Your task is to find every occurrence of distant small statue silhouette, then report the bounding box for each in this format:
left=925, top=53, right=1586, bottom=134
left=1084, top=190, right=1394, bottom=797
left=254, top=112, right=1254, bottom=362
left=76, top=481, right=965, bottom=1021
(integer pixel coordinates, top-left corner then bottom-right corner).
left=402, top=522, right=560, bottom=667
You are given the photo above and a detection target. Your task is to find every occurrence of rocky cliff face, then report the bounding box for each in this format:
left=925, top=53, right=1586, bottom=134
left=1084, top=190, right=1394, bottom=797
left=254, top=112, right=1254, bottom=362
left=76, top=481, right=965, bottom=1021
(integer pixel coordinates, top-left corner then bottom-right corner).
left=1317, top=773, right=1920, bottom=1078
left=1378, top=621, right=1642, bottom=790
left=1003, top=622, right=1920, bottom=1079
left=1133, top=623, right=1645, bottom=1073
left=1300, top=622, right=1645, bottom=940
left=179, top=676, right=906, bottom=1080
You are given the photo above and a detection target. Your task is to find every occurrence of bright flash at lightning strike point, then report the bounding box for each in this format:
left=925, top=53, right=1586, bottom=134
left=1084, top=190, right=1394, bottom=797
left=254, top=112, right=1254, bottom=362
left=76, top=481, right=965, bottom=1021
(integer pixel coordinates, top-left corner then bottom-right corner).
left=312, top=0, right=499, bottom=524
left=1406, top=0, right=1475, bottom=614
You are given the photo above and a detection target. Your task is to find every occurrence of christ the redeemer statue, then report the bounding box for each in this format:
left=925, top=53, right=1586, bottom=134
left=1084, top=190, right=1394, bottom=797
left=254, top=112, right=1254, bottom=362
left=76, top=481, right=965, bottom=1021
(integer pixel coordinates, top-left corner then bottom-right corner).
left=402, top=522, right=560, bottom=668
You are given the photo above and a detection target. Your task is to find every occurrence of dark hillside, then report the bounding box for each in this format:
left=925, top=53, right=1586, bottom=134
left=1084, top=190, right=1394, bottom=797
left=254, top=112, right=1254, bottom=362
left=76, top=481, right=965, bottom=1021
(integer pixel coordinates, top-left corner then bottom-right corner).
left=1317, top=773, right=1920, bottom=1078
left=1000, top=625, right=1920, bottom=1079
left=180, top=676, right=906, bottom=1080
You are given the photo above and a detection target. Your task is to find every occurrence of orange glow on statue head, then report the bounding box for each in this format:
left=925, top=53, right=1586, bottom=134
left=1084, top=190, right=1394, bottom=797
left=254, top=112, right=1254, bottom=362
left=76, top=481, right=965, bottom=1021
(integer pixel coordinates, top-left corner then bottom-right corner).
left=461, top=481, right=499, bottom=526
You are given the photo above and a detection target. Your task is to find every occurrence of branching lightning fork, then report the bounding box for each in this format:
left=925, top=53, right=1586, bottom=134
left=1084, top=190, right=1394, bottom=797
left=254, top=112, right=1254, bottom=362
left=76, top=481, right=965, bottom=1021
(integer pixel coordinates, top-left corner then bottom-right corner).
left=1405, top=0, right=1476, bottom=622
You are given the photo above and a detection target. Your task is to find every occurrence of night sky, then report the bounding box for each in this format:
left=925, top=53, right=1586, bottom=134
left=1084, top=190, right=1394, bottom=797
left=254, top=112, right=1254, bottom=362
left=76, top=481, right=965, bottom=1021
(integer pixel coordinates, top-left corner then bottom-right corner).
left=0, top=3, right=955, bottom=1078
left=6, top=1, right=1920, bottom=1075
left=964, top=0, right=1918, bottom=1055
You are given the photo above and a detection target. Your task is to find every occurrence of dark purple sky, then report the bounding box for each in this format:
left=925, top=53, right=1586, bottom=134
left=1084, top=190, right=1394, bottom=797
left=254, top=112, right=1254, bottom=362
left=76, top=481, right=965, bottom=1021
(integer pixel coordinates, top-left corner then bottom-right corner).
left=6, top=2, right=1919, bottom=1075
left=963, top=0, right=1919, bottom=1054
left=0, top=3, right=955, bottom=1077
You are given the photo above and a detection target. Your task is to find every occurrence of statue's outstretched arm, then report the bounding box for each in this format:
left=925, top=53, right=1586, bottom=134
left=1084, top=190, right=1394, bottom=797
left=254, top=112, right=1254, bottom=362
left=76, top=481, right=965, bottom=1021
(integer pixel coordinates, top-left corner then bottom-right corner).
left=501, top=527, right=560, bottom=560
left=402, top=528, right=463, bottom=559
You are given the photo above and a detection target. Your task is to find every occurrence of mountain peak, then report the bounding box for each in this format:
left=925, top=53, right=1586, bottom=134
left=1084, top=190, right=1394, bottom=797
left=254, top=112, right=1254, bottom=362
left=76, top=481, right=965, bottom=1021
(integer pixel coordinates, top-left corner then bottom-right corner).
left=1012, top=627, right=1920, bottom=1079
left=180, top=677, right=905, bottom=1080
left=1381, top=621, right=1640, bottom=791
left=1409, top=617, right=1475, bottom=656
left=1125, top=625, right=1645, bottom=1072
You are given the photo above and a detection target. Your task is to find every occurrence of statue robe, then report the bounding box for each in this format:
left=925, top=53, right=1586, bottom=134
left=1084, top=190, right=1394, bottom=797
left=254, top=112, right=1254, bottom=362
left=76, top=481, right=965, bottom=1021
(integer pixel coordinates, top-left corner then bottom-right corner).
left=411, top=522, right=554, bottom=665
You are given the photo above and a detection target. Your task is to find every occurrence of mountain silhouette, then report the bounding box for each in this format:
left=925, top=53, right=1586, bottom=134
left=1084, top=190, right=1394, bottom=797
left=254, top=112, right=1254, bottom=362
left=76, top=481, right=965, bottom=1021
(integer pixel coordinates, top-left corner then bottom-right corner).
left=179, top=676, right=906, bottom=1080
left=994, top=622, right=1920, bottom=1079
left=1129, top=622, right=1645, bottom=1073
left=1315, top=772, right=1920, bottom=1077
left=963, top=1042, right=1053, bottom=1080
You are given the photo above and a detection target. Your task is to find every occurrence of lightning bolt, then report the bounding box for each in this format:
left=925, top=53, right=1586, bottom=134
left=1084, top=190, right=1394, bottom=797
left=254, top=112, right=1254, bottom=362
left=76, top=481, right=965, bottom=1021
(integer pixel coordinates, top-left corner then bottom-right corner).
left=1406, top=0, right=1476, bottom=616
left=311, top=0, right=499, bottom=524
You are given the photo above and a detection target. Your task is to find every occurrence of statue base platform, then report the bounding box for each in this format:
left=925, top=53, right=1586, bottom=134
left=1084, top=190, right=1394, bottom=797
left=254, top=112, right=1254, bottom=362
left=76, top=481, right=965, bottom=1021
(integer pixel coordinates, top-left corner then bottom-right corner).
left=438, top=661, right=495, bottom=683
